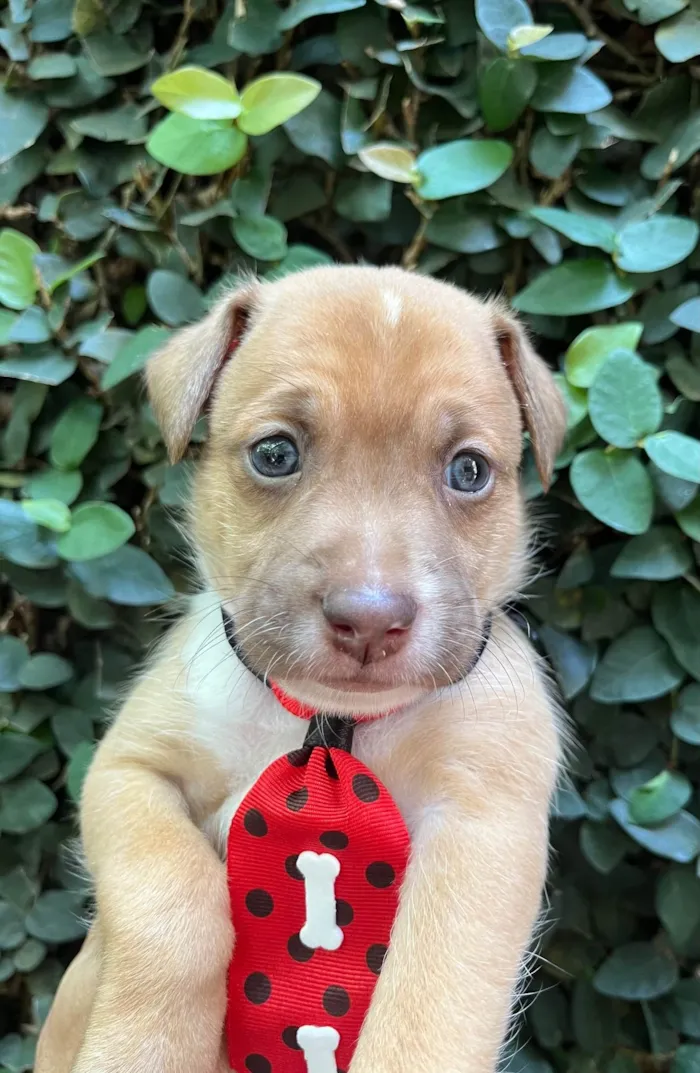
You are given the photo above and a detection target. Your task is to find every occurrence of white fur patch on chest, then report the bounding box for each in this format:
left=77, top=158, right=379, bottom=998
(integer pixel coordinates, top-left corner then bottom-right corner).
left=180, top=592, right=439, bottom=853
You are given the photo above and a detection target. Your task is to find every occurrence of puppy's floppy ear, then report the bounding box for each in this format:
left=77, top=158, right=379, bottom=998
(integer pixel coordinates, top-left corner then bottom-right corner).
left=491, top=304, right=566, bottom=491
left=146, top=279, right=259, bottom=463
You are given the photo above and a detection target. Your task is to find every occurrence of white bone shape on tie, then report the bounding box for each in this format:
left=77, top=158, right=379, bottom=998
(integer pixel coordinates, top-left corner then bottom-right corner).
left=297, top=1025, right=340, bottom=1073
left=297, top=850, right=343, bottom=951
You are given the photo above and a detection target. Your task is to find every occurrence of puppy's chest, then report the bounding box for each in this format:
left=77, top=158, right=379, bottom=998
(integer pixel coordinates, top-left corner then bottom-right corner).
left=188, top=690, right=424, bottom=859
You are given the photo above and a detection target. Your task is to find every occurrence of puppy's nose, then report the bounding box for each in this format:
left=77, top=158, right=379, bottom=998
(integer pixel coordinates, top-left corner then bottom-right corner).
left=322, top=587, right=417, bottom=664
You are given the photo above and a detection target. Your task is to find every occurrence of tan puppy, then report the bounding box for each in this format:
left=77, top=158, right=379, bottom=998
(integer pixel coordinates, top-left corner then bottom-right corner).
left=36, top=265, right=566, bottom=1073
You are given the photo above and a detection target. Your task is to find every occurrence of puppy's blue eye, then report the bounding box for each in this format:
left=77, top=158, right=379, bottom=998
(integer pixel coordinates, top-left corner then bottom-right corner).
left=250, top=436, right=300, bottom=478
left=445, top=452, right=491, bottom=493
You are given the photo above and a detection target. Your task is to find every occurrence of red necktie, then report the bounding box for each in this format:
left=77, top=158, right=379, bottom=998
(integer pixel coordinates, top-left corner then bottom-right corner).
left=225, top=686, right=410, bottom=1073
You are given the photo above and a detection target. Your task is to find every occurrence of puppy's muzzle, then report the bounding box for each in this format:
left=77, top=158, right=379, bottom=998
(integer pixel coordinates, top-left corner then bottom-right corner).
left=321, top=586, right=418, bottom=665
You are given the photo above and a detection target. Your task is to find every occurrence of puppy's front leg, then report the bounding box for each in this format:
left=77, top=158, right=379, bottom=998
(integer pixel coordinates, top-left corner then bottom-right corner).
left=66, top=690, right=232, bottom=1073
left=351, top=796, right=549, bottom=1073
left=352, top=666, right=560, bottom=1073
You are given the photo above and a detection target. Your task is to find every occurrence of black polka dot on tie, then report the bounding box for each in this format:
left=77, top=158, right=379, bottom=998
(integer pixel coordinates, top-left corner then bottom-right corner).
left=366, top=861, right=395, bottom=888
left=285, top=854, right=303, bottom=880
left=286, top=787, right=308, bottom=812
left=287, top=748, right=310, bottom=767
left=288, top=932, right=314, bottom=962
left=352, top=773, right=380, bottom=803
left=245, top=1057, right=271, bottom=1073
left=282, top=1026, right=301, bottom=1050
left=244, top=973, right=271, bottom=1005
left=323, top=985, right=350, bottom=1017
left=336, top=900, right=354, bottom=926
left=245, top=889, right=274, bottom=918
left=325, top=753, right=339, bottom=780
left=320, top=830, right=349, bottom=850
left=243, top=808, right=267, bottom=837
left=366, top=943, right=388, bottom=975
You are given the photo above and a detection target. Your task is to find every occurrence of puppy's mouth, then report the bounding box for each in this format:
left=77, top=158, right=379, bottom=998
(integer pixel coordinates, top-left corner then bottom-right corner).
left=222, top=606, right=491, bottom=702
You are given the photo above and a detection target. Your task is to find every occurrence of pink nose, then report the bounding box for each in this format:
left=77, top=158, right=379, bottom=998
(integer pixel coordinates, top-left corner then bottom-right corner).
left=322, top=587, right=417, bottom=664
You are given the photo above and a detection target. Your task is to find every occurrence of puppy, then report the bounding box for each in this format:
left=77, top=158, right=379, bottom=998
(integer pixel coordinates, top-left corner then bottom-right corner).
left=36, top=265, right=566, bottom=1073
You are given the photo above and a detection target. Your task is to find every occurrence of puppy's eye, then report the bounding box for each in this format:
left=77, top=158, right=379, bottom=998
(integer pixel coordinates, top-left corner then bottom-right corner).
left=445, top=451, right=491, bottom=494
left=250, top=436, right=300, bottom=478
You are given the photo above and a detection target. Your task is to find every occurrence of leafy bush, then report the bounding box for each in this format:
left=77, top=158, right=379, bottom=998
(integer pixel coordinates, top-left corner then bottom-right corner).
left=1, top=0, right=700, bottom=1069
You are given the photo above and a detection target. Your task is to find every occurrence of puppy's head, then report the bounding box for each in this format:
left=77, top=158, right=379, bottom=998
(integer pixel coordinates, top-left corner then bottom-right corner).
left=147, top=266, right=565, bottom=714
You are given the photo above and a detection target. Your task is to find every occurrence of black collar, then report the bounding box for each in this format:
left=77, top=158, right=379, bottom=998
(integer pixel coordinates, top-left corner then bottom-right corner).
left=221, top=606, right=493, bottom=753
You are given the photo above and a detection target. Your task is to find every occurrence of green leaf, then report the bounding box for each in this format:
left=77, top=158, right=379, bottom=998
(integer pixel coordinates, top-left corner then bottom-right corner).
left=21, top=498, right=71, bottom=533
left=570, top=449, right=654, bottom=535
left=49, top=398, right=103, bottom=470
left=0, top=229, right=39, bottom=310
left=69, top=544, right=175, bottom=605
left=513, top=260, right=636, bottom=316
left=521, top=31, right=587, bottom=60
left=529, top=128, right=580, bottom=180
left=611, top=798, right=700, bottom=862
left=66, top=740, right=95, bottom=802
left=0, top=351, right=77, bottom=385
left=25, top=890, right=87, bottom=943
left=232, top=214, right=288, bottom=260
left=579, top=822, right=629, bottom=875
left=475, top=0, right=532, bottom=50
left=591, top=626, right=684, bottom=703
left=564, top=323, right=643, bottom=388
left=0, top=778, right=57, bottom=834
left=239, top=73, right=321, bottom=135
left=8, top=306, right=51, bottom=344
left=645, top=431, right=700, bottom=482
left=538, top=625, right=597, bottom=700
left=18, top=653, right=73, bottom=690
left=532, top=66, right=613, bottom=114
left=0, top=500, right=58, bottom=568
left=24, top=468, right=82, bottom=505
left=588, top=350, right=662, bottom=448
left=0, top=902, right=25, bottom=950
left=278, top=0, right=364, bottom=28
left=146, top=270, right=205, bottom=328
left=102, top=325, right=171, bottom=390
left=57, top=502, right=135, bottom=561
left=478, top=58, right=537, bottom=133
left=629, top=771, right=692, bottom=825
left=507, top=24, right=552, bottom=52
left=0, top=732, right=43, bottom=781
left=611, top=526, right=693, bottom=581
left=147, top=114, right=248, bottom=176
left=666, top=354, right=700, bottom=400
left=357, top=143, right=418, bottom=183
left=671, top=684, right=700, bottom=745
left=0, top=637, right=30, bottom=693
left=334, top=176, right=392, bottom=223
left=0, top=89, right=50, bottom=166
left=81, top=31, right=152, bottom=77
left=657, top=867, right=700, bottom=947
left=673, top=1046, right=700, bottom=1073
left=676, top=498, right=700, bottom=541
left=615, top=216, right=699, bottom=273
left=670, top=296, right=700, bottom=332
left=594, top=942, right=678, bottom=1000
left=151, top=66, right=242, bottom=121
left=426, top=206, right=502, bottom=254
left=284, top=90, right=343, bottom=168
left=653, top=583, right=700, bottom=680
left=655, top=9, right=700, bottom=62
left=416, top=139, right=513, bottom=200
left=529, top=207, right=616, bottom=251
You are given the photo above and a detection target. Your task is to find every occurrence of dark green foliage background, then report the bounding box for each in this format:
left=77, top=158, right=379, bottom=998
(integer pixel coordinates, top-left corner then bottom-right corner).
left=1, top=0, right=700, bottom=1070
